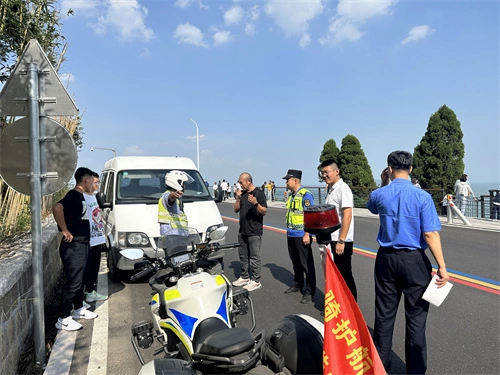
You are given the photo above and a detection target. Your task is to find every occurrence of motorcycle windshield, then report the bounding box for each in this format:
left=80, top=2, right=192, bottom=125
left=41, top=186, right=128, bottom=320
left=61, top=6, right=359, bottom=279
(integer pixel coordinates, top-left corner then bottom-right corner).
left=156, top=227, right=201, bottom=259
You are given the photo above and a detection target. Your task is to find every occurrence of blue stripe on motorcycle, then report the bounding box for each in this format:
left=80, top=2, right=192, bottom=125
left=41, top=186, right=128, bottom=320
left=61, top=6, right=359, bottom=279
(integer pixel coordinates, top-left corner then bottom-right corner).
left=170, top=309, right=198, bottom=338
left=216, top=291, right=229, bottom=323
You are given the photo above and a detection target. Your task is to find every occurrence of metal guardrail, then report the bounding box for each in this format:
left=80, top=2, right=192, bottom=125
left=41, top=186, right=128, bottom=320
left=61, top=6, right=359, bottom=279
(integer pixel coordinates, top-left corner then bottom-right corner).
left=270, top=186, right=500, bottom=220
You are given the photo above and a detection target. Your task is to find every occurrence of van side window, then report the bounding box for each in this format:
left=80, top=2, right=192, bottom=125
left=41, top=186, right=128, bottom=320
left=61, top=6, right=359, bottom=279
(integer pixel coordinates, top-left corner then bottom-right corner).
left=105, top=172, right=115, bottom=203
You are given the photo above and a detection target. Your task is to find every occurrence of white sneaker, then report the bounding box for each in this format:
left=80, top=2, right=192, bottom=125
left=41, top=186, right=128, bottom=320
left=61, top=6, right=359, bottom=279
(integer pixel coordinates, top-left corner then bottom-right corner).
left=86, top=290, right=108, bottom=302
left=72, top=307, right=98, bottom=320
left=55, top=316, right=82, bottom=331
left=83, top=300, right=91, bottom=309
left=243, top=280, right=262, bottom=292
left=232, top=277, right=250, bottom=287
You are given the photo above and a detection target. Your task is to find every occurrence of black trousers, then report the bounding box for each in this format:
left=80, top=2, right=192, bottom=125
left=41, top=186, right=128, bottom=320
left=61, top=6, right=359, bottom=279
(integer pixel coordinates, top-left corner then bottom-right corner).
left=331, top=241, right=358, bottom=301
left=59, top=238, right=89, bottom=317
left=84, top=244, right=103, bottom=293
left=287, top=236, right=316, bottom=296
left=373, top=247, right=432, bottom=375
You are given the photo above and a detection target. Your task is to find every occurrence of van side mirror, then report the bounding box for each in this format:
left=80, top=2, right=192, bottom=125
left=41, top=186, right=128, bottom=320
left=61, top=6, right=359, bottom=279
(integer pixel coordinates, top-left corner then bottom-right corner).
left=214, top=187, right=224, bottom=203
left=96, top=192, right=112, bottom=209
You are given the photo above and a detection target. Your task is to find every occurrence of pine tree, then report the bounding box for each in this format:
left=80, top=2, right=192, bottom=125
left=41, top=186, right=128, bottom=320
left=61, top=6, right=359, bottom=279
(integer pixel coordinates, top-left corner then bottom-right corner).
left=319, top=139, right=340, bottom=163
left=337, top=134, right=376, bottom=188
left=317, top=139, right=340, bottom=182
left=413, top=105, right=464, bottom=192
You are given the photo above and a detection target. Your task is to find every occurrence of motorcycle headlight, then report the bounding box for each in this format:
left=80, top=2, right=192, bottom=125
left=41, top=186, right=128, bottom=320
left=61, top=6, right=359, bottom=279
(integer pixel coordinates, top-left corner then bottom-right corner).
left=118, top=232, right=150, bottom=248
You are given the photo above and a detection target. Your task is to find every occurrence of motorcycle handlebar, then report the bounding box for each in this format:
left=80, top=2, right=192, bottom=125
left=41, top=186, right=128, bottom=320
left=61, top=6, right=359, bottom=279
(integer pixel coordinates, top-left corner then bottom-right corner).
left=130, top=266, right=153, bottom=282
left=210, top=242, right=241, bottom=251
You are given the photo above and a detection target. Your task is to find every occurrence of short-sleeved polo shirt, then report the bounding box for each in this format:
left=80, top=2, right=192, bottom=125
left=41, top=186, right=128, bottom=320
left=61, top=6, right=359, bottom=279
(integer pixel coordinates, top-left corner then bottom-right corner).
left=367, top=178, right=441, bottom=250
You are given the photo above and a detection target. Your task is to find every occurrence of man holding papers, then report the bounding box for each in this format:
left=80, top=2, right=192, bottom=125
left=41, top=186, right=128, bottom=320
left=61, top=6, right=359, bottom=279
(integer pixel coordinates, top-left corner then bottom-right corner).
left=367, top=150, right=449, bottom=375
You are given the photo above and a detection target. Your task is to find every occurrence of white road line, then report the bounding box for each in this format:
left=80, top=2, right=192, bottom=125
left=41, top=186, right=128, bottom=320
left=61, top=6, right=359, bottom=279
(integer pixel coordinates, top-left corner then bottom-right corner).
left=87, top=255, right=109, bottom=374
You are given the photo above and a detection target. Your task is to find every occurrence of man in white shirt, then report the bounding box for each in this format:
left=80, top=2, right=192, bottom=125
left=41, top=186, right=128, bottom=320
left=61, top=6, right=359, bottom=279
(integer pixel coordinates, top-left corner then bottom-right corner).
left=319, top=159, right=357, bottom=301
left=220, top=180, right=229, bottom=201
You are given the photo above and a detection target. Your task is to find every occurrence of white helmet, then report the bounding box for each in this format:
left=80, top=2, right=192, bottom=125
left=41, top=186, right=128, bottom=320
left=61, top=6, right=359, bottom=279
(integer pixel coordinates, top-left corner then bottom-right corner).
left=165, top=170, right=192, bottom=191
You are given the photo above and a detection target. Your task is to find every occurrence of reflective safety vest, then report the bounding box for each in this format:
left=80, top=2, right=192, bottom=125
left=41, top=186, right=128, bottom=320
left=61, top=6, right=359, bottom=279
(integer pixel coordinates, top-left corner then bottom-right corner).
left=158, top=193, right=188, bottom=229
left=286, top=187, right=309, bottom=231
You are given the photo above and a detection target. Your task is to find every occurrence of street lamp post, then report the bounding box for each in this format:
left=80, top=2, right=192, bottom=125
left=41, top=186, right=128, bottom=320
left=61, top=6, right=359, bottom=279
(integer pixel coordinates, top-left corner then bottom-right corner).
left=90, top=146, right=116, bottom=158
left=188, top=118, right=200, bottom=170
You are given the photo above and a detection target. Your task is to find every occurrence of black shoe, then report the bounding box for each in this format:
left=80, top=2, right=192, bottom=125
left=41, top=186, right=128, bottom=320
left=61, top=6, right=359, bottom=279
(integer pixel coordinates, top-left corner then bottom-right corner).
left=284, top=286, right=300, bottom=294
left=301, top=294, right=313, bottom=304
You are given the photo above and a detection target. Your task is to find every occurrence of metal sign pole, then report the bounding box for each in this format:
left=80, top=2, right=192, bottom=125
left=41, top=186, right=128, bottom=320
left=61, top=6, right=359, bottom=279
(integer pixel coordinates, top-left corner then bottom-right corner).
left=28, top=62, right=45, bottom=366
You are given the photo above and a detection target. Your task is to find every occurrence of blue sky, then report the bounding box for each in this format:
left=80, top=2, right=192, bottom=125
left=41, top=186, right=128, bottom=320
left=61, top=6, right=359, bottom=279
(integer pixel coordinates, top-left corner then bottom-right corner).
left=55, top=0, right=498, bottom=189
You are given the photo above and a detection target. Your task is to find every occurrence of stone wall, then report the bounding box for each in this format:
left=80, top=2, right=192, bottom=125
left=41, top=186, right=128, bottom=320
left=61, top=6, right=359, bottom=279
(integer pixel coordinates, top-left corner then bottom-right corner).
left=0, top=220, right=61, bottom=374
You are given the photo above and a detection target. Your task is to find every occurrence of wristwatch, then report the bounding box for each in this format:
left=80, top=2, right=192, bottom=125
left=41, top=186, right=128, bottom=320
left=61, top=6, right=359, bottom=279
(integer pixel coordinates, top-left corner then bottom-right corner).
left=338, top=239, right=345, bottom=245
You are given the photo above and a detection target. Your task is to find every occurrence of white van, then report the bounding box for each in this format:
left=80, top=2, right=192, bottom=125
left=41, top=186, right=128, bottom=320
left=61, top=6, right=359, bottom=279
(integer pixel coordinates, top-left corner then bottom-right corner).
left=97, top=156, right=224, bottom=281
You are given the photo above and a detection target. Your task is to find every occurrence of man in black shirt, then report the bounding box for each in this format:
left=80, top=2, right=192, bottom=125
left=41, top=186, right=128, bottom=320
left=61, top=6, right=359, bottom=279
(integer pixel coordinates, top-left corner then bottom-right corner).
left=52, top=167, right=99, bottom=331
left=232, top=172, right=267, bottom=291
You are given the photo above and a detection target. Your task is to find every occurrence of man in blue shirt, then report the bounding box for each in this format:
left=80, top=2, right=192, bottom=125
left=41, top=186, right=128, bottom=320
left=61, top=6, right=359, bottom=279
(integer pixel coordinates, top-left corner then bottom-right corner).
left=367, top=150, right=449, bottom=375
left=283, top=169, right=316, bottom=304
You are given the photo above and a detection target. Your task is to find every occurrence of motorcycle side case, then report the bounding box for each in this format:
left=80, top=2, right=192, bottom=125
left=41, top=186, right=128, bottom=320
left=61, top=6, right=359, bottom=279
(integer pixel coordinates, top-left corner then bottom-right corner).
left=265, top=314, right=323, bottom=375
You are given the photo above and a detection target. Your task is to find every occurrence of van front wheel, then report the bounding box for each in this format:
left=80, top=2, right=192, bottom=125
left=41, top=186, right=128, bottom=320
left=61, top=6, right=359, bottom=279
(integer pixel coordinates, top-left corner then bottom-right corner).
left=107, top=251, right=122, bottom=282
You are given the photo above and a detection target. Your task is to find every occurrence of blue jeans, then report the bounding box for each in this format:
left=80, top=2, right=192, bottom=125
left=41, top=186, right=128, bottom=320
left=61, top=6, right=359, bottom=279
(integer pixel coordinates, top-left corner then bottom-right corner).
left=237, top=233, right=262, bottom=282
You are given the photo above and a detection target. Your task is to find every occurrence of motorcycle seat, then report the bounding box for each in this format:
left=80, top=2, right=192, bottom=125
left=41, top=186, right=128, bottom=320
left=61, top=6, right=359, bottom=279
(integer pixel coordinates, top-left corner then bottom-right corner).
left=197, top=327, right=255, bottom=357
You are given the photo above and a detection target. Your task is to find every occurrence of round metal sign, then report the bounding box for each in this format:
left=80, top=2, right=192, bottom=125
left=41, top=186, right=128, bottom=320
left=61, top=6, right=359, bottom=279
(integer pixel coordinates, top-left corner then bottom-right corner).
left=0, top=117, right=77, bottom=196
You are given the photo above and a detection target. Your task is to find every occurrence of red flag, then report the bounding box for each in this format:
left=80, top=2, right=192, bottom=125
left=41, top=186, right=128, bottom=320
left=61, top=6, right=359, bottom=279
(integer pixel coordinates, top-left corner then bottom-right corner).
left=323, top=246, right=385, bottom=375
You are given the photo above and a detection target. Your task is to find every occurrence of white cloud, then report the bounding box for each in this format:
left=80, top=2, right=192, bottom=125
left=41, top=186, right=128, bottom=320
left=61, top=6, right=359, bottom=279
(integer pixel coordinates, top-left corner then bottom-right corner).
left=249, top=5, right=260, bottom=21
left=174, top=23, right=209, bottom=48
left=82, top=0, right=154, bottom=42
left=59, top=73, right=75, bottom=86
left=320, top=0, right=398, bottom=45
left=245, top=23, right=255, bottom=36
left=213, top=31, right=233, bottom=46
left=174, top=0, right=208, bottom=10
left=224, top=6, right=243, bottom=25
left=401, top=25, right=434, bottom=45
left=124, top=146, right=144, bottom=156
left=299, top=33, right=311, bottom=48
left=174, top=0, right=192, bottom=8
left=186, top=135, right=206, bottom=142
left=139, top=48, right=150, bottom=57
left=265, top=0, right=324, bottom=38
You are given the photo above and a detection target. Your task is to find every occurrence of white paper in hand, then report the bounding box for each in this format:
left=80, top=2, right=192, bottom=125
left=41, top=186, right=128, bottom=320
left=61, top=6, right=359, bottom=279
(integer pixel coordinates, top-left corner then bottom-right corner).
left=422, top=274, right=453, bottom=307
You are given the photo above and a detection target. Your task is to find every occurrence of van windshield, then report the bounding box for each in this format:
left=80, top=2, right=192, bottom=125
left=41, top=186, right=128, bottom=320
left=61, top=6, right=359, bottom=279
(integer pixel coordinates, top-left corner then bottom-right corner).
left=116, top=169, right=211, bottom=204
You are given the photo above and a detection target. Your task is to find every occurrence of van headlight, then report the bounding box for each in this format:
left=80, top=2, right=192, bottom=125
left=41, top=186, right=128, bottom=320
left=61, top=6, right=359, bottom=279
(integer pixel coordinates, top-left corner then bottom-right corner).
left=118, top=232, right=150, bottom=248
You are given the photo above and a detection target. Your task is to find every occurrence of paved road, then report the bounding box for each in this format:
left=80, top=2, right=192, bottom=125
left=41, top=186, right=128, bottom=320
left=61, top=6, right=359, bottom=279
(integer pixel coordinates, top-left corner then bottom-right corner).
left=45, top=202, right=500, bottom=375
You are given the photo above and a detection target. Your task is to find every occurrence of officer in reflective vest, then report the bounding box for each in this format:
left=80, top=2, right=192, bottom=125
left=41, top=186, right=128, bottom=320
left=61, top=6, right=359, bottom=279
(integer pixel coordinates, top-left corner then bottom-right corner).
left=283, top=169, right=316, bottom=304
left=158, top=170, right=191, bottom=236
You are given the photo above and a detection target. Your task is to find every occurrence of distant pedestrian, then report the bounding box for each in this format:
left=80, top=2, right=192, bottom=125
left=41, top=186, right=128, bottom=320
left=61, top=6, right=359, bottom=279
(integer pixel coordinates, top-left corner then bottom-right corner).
left=221, top=179, right=229, bottom=201
left=493, top=190, right=500, bottom=220
left=411, top=177, right=421, bottom=188
left=233, top=172, right=267, bottom=292
left=367, top=150, right=449, bottom=374
left=283, top=169, right=316, bottom=304
left=52, top=167, right=98, bottom=331
left=266, top=180, right=272, bottom=200
left=271, top=181, right=276, bottom=201
left=454, top=174, right=476, bottom=215
left=213, top=181, right=218, bottom=198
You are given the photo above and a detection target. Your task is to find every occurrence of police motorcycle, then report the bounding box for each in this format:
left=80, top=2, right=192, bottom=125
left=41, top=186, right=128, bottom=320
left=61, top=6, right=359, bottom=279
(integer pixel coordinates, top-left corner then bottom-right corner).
left=122, top=204, right=341, bottom=375
left=121, top=225, right=268, bottom=374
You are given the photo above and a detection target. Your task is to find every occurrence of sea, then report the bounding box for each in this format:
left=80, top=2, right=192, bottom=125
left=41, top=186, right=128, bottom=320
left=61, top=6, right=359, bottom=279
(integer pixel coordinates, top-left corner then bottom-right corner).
left=469, top=182, right=500, bottom=197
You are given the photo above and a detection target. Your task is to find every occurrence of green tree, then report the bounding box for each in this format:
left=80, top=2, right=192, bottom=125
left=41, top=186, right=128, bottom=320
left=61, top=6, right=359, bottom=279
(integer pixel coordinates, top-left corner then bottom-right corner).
left=317, top=139, right=340, bottom=181
left=0, top=0, right=66, bottom=82
left=319, top=138, right=340, bottom=163
left=337, top=134, right=376, bottom=188
left=413, top=105, right=464, bottom=193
